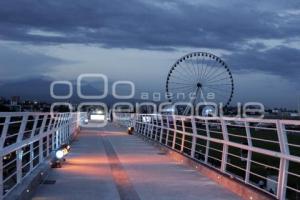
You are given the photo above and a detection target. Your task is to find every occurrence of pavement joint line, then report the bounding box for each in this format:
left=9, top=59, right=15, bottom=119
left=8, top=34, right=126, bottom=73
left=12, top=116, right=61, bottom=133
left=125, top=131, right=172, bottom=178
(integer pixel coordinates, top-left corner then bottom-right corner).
left=99, top=132, right=141, bottom=200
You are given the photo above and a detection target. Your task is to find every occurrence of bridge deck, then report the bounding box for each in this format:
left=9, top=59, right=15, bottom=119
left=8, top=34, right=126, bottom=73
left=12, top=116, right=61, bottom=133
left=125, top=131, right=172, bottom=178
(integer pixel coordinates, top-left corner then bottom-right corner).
left=32, top=123, right=240, bottom=200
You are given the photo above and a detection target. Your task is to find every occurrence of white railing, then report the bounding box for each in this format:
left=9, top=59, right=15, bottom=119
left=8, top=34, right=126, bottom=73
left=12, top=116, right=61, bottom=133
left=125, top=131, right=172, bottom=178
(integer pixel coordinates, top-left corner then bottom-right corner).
left=0, top=112, right=82, bottom=199
left=125, top=114, right=300, bottom=200
left=113, top=112, right=135, bottom=127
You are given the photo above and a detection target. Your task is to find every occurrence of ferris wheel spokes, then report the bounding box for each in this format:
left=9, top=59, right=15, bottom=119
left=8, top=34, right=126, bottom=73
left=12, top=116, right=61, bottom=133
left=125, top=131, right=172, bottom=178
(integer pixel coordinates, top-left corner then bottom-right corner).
left=166, top=52, right=234, bottom=115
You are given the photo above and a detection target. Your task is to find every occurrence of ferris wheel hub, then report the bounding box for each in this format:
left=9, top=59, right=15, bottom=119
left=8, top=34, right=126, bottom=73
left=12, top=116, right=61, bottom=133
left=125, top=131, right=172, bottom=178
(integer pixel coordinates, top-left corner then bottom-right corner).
left=197, top=82, right=202, bottom=88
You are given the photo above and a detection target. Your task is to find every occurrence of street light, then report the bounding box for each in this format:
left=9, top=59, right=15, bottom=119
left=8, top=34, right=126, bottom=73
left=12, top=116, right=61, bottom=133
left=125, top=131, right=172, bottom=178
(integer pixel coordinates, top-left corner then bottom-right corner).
left=96, top=110, right=103, bottom=114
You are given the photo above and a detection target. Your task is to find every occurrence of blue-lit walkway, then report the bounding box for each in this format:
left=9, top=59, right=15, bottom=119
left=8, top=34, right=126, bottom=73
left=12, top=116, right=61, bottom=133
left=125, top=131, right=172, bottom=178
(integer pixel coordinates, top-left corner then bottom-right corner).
left=32, top=123, right=240, bottom=200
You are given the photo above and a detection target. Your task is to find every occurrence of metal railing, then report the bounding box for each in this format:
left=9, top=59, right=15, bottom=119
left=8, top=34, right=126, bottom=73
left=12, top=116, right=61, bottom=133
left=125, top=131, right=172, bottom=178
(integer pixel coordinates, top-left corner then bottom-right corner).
left=0, top=112, right=82, bottom=199
left=120, top=114, right=300, bottom=200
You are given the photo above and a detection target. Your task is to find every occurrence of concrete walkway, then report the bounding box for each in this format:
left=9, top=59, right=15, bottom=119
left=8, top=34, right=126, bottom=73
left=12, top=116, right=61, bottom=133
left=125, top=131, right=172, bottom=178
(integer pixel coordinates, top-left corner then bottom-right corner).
left=32, top=123, right=240, bottom=200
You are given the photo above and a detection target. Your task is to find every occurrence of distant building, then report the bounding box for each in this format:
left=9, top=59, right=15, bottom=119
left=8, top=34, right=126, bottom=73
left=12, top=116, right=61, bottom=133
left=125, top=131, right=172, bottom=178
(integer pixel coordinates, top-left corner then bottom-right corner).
left=22, top=104, right=34, bottom=112
left=271, top=109, right=279, bottom=114
left=290, top=113, right=300, bottom=117
left=10, top=96, right=20, bottom=105
left=9, top=105, right=21, bottom=112
left=0, top=96, right=6, bottom=104
left=264, top=107, right=300, bottom=119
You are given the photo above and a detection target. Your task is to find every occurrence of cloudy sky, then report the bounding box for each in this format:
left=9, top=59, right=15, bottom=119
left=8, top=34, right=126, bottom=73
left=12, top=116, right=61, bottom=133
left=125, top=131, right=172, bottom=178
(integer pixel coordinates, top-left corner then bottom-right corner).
left=0, top=0, right=300, bottom=109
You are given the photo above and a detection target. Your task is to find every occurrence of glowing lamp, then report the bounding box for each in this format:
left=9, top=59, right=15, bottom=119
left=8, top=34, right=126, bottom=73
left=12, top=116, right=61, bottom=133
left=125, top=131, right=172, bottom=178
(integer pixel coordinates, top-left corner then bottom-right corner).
left=128, top=127, right=134, bottom=135
left=55, top=150, right=64, bottom=159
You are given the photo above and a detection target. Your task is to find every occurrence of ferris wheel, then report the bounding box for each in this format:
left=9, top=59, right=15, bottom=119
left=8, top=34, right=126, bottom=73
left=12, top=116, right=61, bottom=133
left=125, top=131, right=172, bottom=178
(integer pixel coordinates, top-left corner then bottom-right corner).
left=166, top=52, right=234, bottom=114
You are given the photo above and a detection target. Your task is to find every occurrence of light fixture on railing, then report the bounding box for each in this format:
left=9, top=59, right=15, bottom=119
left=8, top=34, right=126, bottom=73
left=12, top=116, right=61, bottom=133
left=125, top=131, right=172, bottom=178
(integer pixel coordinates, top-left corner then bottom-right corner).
left=51, top=144, right=71, bottom=168
left=55, top=150, right=64, bottom=159
left=128, top=126, right=134, bottom=135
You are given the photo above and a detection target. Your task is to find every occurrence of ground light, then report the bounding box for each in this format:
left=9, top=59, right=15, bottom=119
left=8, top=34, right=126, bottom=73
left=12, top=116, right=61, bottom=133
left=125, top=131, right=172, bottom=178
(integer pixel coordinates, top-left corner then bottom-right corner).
left=55, top=150, right=64, bottom=159
left=51, top=144, right=71, bottom=168
left=128, top=126, right=134, bottom=135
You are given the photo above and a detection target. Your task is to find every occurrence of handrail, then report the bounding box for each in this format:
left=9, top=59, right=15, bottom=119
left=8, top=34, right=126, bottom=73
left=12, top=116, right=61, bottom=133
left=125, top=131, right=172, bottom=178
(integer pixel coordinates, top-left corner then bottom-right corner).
left=0, top=112, right=84, bottom=199
left=115, top=113, right=300, bottom=200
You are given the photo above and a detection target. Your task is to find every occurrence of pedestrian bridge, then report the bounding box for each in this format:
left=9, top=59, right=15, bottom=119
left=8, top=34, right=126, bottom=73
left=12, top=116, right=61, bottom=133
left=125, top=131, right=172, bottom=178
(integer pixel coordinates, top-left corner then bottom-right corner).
left=0, top=113, right=300, bottom=200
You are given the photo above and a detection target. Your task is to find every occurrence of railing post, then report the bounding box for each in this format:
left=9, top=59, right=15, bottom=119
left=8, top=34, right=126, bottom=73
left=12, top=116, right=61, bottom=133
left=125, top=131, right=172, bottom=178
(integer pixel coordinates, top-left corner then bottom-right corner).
left=77, top=112, right=81, bottom=129
left=134, top=115, right=139, bottom=134
left=141, top=115, right=145, bottom=135
left=0, top=116, right=10, bottom=149
left=46, top=134, right=50, bottom=157
left=16, top=149, right=23, bottom=184
left=220, top=119, right=229, bottom=172
left=30, top=115, right=39, bottom=138
left=150, top=115, right=154, bottom=139
left=47, top=115, right=54, bottom=132
left=16, top=114, right=28, bottom=144
left=154, top=115, right=159, bottom=141
left=181, top=118, right=185, bottom=152
left=16, top=115, right=27, bottom=184
left=39, top=138, right=43, bottom=163
left=172, top=115, right=177, bottom=150
left=132, top=114, right=137, bottom=130
left=131, top=113, right=136, bottom=132
left=140, top=117, right=143, bottom=135
left=138, top=117, right=141, bottom=134
left=276, top=121, right=289, bottom=200
left=204, top=119, right=210, bottom=164
left=1, top=117, right=10, bottom=198
left=62, top=127, right=65, bottom=144
left=139, top=116, right=142, bottom=135
left=0, top=155, right=3, bottom=200
left=61, top=127, right=64, bottom=144
left=66, top=119, right=69, bottom=142
left=68, top=115, right=72, bottom=140
left=142, top=115, right=147, bottom=136
left=244, top=121, right=252, bottom=184
left=39, top=115, right=47, bottom=135
left=55, top=130, right=59, bottom=149
left=159, top=115, right=163, bottom=144
left=191, top=117, right=197, bottom=159
left=30, top=143, right=34, bottom=171
left=61, top=115, right=66, bottom=144
left=67, top=125, right=69, bottom=142
left=52, top=131, right=55, bottom=150
left=57, top=114, right=62, bottom=130
left=63, top=126, right=66, bottom=143
left=165, top=116, right=170, bottom=146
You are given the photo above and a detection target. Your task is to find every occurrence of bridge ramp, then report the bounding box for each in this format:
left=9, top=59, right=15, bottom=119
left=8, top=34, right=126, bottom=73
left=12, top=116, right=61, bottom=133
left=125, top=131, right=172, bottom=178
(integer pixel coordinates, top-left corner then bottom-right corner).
left=32, top=123, right=240, bottom=200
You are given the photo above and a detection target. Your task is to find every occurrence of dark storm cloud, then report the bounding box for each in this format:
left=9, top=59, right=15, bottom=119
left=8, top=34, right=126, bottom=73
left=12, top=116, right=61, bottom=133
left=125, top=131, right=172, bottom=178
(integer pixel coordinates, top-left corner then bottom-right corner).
left=0, top=46, right=65, bottom=79
left=0, top=0, right=300, bottom=81
left=225, top=46, right=300, bottom=81
left=0, top=0, right=299, bottom=50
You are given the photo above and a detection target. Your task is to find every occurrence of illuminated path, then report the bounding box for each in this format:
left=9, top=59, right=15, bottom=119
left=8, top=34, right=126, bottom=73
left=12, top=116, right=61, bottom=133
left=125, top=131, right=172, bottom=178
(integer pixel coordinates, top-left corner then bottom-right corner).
left=32, top=123, right=240, bottom=200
